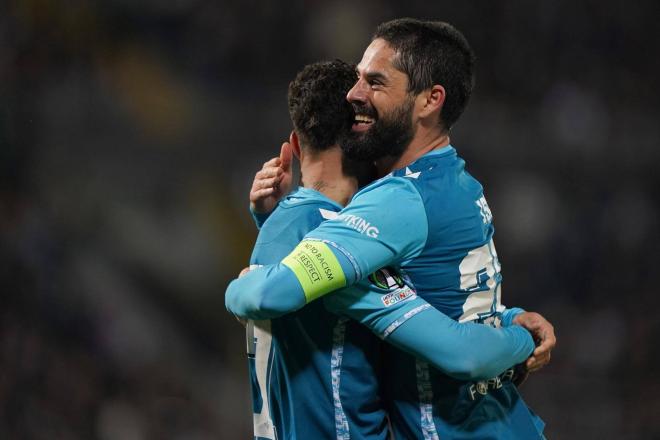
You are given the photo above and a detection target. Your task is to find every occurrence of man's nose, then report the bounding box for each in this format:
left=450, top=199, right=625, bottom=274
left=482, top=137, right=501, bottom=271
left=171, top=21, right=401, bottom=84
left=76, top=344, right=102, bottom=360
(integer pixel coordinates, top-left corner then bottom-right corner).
left=347, top=79, right=368, bottom=104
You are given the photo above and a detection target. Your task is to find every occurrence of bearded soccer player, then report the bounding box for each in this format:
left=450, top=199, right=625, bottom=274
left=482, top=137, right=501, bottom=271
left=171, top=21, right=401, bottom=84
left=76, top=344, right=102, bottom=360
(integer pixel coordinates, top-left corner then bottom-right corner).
left=228, top=19, right=555, bottom=439
left=238, top=59, right=549, bottom=439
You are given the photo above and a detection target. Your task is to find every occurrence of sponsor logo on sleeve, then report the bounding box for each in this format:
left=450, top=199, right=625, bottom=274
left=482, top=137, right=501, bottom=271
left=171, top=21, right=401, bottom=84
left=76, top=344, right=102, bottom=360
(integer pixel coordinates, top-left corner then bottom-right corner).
left=380, top=288, right=416, bottom=307
left=368, top=268, right=417, bottom=307
left=337, top=214, right=380, bottom=238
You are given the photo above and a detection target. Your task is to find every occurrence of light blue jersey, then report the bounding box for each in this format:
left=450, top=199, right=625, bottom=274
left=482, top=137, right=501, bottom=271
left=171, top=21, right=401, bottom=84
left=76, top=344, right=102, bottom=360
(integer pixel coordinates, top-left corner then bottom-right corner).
left=247, top=187, right=428, bottom=440
left=304, top=146, right=545, bottom=439
left=239, top=182, right=537, bottom=439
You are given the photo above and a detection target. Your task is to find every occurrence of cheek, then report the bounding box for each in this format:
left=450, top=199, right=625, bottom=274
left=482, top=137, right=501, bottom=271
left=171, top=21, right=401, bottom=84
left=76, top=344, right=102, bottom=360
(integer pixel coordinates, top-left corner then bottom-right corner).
left=371, top=94, right=396, bottom=117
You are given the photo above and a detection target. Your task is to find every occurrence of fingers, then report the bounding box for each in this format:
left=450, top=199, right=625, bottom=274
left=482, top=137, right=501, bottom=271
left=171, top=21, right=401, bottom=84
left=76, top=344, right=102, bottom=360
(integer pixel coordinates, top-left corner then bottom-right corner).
left=513, top=311, right=556, bottom=373
left=253, top=175, right=283, bottom=191
left=263, top=156, right=281, bottom=168
left=239, top=267, right=251, bottom=277
left=250, top=169, right=284, bottom=203
left=526, top=327, right=555, bottom=371
left=249, top=188, right=275, bottom=202
left=526, top=351, right=551, bottom=372
left=525, top=355, right=539, bottom=371
left=255, top=166, right=283, bottom=181
left=534, top=330, right=556, bottom=355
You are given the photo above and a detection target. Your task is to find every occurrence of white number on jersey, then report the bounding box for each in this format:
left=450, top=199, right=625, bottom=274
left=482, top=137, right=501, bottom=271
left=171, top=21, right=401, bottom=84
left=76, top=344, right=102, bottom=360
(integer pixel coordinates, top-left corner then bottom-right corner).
left=458, top=239, right=504, bottom=325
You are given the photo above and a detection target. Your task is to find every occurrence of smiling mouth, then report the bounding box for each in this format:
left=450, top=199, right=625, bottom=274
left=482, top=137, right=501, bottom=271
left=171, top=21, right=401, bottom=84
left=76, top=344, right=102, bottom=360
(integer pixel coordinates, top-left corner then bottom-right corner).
left=352, top=114, right=375, bottom=132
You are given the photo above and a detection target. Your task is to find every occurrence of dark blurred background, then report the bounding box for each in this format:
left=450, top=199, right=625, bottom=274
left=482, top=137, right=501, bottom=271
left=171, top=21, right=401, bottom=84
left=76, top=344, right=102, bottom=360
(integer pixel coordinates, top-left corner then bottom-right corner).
left=1, top=0, right=658, bottom=438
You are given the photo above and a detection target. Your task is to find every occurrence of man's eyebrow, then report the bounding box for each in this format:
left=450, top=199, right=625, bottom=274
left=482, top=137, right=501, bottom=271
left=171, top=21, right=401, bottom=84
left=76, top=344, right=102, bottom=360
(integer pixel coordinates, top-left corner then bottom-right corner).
left=364, top=71, right=388, bottom=83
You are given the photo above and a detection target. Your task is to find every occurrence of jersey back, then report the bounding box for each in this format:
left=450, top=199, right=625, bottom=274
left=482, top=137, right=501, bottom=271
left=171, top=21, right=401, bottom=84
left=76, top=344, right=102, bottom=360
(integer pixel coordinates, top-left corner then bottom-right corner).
left=247, top=187, right=389, bottom=440
left=385, top=148, right=544, bottom=439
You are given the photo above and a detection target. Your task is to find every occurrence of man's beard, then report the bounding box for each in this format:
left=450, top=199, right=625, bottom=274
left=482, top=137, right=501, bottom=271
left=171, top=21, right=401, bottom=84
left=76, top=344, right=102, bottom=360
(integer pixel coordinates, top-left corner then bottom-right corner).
left=340, top=96, right=415, bottom=163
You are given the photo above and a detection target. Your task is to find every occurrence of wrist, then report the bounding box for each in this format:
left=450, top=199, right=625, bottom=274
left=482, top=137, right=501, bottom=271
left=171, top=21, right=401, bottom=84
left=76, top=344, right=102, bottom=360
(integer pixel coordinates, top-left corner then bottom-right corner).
left=504, top=307, right=526, bottom=327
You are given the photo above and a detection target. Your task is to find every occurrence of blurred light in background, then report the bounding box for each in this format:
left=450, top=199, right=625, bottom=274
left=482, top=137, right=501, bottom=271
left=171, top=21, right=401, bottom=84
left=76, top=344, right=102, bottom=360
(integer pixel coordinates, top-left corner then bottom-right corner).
left=1, top=1, right=658, bottom=438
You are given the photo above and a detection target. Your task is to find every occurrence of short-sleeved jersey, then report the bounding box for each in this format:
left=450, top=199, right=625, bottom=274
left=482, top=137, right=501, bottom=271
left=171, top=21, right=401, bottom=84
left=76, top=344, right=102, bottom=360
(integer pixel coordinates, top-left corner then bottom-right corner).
left=306, top=146, right=545, bottom=439
left=247, top=187, right=431, bottom=440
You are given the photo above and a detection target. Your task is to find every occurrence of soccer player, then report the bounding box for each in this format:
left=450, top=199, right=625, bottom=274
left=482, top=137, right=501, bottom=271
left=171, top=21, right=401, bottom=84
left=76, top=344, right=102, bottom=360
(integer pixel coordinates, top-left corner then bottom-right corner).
left=246, top=60, right=390, bottom=440
left=239, top=59, right=541, bottom=440
left=228, top=19, right=554, bottom=438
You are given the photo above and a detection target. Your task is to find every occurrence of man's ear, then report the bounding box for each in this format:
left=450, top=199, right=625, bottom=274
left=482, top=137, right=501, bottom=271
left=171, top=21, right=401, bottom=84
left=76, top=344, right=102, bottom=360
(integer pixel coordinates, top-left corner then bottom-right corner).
left=289, top=131, right=301, bottom=160
left=417, top=85, right=446, bottom=120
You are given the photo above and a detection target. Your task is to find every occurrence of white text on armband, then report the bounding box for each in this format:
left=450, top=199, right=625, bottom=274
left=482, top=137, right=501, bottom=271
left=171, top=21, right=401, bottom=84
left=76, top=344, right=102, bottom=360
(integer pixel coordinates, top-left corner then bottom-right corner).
left=337, top=214, right=380, bottom=238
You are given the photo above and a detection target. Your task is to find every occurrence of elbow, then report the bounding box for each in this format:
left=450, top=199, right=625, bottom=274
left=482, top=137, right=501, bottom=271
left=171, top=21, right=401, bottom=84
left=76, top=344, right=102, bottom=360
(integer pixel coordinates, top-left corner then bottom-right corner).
left=224, top=265, right=305, bottom=319
left=225, top=280, right=289, bottom=320
left=225, top=280, right=265, bottom=319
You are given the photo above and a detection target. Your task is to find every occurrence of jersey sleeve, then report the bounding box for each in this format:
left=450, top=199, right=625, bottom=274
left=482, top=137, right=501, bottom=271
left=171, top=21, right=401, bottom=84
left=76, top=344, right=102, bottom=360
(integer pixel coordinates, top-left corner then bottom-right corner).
left=305, top=177, right=428, bottom=282
left=322, top=276, right=431, bottom=339
left=323, top=278, right=534, bottom=380
left=500, top=307, right=526, bottom=327
left=226, top=263, right=307, bottom=319
left=227, top=241, right=359, bottom=319
left=228, top=178, right=428, bottom=318
left=385, top=306, right=535, bottom=380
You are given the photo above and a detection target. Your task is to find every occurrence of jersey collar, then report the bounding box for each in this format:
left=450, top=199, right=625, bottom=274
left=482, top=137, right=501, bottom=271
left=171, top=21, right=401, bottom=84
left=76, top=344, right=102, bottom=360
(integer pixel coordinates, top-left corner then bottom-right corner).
left=421, top=144, right=455, bottom=158
left=283, top=186, right=344, bottom=210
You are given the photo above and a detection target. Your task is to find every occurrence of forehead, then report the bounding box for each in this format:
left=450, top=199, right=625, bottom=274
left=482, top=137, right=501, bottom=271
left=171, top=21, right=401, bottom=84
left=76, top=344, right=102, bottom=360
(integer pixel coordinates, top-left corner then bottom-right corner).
left=357, top=38, right=407, bottom=81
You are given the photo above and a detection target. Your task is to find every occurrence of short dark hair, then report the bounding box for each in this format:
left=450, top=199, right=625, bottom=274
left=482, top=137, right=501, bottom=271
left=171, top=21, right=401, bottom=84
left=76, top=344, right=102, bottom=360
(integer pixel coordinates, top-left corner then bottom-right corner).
left=288, top=60, right=356, bottom=151
left=374, top=18, right=476, bottom=130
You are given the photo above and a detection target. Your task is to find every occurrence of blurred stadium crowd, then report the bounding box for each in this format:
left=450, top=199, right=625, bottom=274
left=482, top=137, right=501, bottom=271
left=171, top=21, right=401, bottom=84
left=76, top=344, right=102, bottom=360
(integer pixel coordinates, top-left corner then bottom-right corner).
left=1, top=0, right=658, bottom=438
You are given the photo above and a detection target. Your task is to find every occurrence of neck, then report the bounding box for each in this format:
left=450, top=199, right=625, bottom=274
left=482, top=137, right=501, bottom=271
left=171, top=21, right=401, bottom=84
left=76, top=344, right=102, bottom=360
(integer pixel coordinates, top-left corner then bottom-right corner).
left=300, top=146, right=358, bottom=207
left=375, top=128, right=451, bottom=177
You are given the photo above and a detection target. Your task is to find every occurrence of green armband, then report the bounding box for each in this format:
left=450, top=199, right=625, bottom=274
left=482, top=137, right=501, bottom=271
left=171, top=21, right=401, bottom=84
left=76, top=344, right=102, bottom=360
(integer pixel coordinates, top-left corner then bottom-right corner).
left=281, top=240, right=346, bottom=303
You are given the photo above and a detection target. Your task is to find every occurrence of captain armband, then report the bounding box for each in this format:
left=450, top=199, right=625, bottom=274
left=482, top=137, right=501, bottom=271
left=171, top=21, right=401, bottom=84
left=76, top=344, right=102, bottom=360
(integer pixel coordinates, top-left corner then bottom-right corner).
left=281, top=241, right=346, bottom=303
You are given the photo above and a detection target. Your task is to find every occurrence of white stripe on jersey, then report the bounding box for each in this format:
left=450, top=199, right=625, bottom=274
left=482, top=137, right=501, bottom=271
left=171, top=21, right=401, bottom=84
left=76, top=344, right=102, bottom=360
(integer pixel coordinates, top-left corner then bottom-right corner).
left=331, top=317, right=350, bottom=440
left=415, top=360, right=439, bottom=440
left=252, top=320, right=276, bottom=439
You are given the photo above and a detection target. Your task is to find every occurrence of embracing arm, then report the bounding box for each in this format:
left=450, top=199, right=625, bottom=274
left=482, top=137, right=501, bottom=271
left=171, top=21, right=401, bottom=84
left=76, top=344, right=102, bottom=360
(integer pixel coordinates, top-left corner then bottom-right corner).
left=385, top=305, right=534, bottom=380
left=225, top=240, right=359, bottom=319
left=225, top=264, right=305, bottom=319
left=228, top=177, right=428, bottom=319
left=323, top=285, right=535, bottom=381
left=227, top=266, right=535, bottom=379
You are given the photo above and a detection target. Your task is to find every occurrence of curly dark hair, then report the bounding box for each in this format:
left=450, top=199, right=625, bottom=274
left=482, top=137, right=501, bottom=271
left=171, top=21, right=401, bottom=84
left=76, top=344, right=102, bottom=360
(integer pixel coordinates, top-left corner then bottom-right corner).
left=288, top=60, right=356, bottom=152
left=374, top=18, right=476, bottom=131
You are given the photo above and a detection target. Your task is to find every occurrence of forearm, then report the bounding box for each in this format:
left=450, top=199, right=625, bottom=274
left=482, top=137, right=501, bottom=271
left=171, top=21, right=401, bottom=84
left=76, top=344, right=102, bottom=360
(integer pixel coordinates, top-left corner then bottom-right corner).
left=386, top=307, right=534, bottom=381
left=225, top=264, right=306, bottom=319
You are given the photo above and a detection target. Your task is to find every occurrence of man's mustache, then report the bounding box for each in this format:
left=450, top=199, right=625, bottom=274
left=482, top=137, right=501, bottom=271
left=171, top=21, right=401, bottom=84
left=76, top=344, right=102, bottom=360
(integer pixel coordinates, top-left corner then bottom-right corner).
left=352, top=103, right=378, bottom=119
